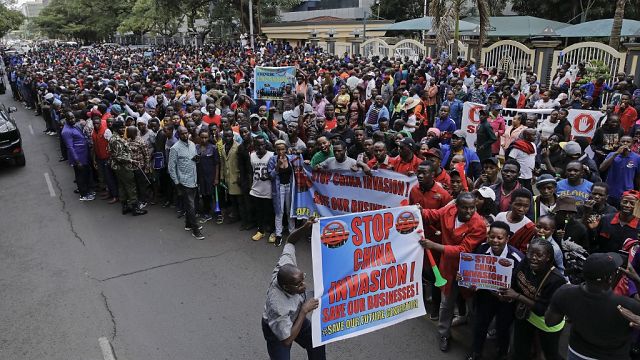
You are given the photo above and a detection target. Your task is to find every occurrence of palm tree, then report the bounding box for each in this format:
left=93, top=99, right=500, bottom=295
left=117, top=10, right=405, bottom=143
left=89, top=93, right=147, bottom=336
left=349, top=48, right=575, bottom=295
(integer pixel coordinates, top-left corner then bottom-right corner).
left=609, top=0, right=627, bottom=50
left=430, top=0, right=489, bottom=61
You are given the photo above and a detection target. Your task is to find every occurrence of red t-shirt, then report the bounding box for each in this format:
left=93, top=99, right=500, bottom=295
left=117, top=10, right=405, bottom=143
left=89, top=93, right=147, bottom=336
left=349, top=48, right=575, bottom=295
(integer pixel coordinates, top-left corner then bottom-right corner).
left=202, top=114, right=221, bottom=127
left=434, top=168, right=451, bottom=190
left=391, top=155, right=422, bottom=176
left=409, top=183, right=453, bottom=210
left=325, top=117, right=337, bottom=131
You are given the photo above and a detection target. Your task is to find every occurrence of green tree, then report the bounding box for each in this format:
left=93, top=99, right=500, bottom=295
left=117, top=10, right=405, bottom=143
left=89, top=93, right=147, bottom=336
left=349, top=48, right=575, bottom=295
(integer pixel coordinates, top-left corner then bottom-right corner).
left=118, top=0, right=182, bottom=37
left=35, top=0, right=131, bottom=42
left=0, top=3, right=24, bottom=38
left=430, top=0, right=489, bottom=60
left=511, top=0, right=640, bottom=23
left=372, top=0, right=424, bottom=22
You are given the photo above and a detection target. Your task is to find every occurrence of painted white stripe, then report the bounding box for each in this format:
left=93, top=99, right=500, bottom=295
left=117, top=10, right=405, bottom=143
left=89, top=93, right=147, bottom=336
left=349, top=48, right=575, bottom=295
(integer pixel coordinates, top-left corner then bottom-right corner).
left=44, top=172, right=56, bottom=197
left=28, top=124, right=34, bottom=135
left=98, top=337, right=116, bottom=360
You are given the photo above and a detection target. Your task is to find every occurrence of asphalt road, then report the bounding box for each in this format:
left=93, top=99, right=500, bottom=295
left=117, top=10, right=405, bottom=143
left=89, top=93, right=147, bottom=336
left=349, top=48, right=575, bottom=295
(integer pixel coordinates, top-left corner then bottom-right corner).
left=0, top=88, right=479, bottom=360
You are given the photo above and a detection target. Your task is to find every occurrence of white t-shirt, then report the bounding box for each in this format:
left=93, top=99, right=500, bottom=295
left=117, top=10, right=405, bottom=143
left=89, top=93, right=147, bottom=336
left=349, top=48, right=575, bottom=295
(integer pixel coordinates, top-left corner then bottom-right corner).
left=538, top=119, right=558, bottom=139
left=534, top=99, right=560, bottom=109
left=250, top=151, right=274, bottom=199
left=495, top=212, right=533, bottom=234
left=319, top=157, right=357, bottom=170
left=509, top=146, right=536, bottom=180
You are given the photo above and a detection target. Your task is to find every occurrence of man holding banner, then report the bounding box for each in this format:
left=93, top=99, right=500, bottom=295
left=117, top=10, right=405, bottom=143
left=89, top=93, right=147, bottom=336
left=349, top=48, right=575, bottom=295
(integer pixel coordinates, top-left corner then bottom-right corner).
left=419, top=192, right=487, bottom=352
left=262, top=218, right=326, bottom=360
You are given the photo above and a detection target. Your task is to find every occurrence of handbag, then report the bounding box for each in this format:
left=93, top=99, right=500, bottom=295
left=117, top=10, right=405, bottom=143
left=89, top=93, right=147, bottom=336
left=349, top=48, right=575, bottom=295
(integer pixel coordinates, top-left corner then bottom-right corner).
left=514, top=266, right=555, bottom=320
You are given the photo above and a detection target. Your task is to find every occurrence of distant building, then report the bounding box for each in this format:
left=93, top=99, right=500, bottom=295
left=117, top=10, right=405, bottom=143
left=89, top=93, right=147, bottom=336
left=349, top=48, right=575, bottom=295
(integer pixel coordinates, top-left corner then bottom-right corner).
left=279, top=0, right=376, bottom=22
left=20, top=0, right=46, bottom=18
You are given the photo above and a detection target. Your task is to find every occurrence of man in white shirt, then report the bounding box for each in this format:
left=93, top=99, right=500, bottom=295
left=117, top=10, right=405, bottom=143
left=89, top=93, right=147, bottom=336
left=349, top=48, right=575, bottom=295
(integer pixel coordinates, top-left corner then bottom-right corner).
left=250, top=137, right=275, bottom=242
left=508, top=128, right=537, bottom=191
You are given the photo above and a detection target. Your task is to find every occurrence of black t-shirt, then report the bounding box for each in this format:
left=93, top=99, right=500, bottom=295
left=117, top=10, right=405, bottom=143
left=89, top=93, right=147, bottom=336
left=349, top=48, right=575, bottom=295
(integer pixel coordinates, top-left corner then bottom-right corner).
left=549, top=284, right=640, bottom=359
left=512, top=260, right=566, bottom=316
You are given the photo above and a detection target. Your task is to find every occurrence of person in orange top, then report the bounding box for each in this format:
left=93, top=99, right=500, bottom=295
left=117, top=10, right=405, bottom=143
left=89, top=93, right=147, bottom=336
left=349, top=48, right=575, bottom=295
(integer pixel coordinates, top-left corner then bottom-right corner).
left=419, top=192, right=487, bottom=352
left=410, top=160, right=452, bottom=209
left=614, top=94, right=638, bottom=134
left=424, top=148, right=451, bottom=190
left=391, top=137, right=422, bottom=176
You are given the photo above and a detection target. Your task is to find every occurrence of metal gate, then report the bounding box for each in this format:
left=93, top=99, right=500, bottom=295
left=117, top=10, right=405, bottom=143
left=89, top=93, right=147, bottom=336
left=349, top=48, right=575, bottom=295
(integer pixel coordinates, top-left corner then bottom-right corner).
left=481, top=40, right=535, bottom=79
left=447, top=39, right=469, bottom=60
left=361, top=38, right=391, bottom=59
left=551, top=42, right=626, bottom=104
left=392, top=39, right=426, bottom=61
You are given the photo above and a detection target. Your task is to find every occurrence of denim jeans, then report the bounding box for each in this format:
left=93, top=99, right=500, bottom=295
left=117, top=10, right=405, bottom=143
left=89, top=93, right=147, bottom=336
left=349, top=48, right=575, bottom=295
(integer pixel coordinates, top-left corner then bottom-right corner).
left=178, top=185, right=197, bottom=230
left=261, top=318, right=326, bottom=360
left=274, top=183, right=294, bottom=236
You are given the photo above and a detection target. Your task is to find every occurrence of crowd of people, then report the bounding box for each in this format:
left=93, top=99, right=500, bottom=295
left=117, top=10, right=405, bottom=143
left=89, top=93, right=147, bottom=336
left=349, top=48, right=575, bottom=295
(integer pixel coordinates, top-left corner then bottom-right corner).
left=4, top=40, right=640, bottom=360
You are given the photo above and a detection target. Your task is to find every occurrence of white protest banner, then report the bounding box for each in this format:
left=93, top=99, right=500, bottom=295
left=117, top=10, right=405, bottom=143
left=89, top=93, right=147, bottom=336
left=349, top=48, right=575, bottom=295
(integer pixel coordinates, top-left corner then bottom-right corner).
left=458, top=253, right=514, bottom=291
left=311, top=206, right=426, bottom=347
left=567, top=109, right=602, bottom=139
left=290, top=163, right=418, bottom=219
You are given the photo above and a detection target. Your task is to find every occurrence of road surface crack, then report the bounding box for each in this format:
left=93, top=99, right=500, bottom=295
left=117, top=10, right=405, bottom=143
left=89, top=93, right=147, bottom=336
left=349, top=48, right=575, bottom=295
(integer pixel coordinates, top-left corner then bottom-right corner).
left=47, top=166, right=86, bottom=246
left=101, top=291, right=118, bottom=342
left=100, top=249, right=237, bottom=281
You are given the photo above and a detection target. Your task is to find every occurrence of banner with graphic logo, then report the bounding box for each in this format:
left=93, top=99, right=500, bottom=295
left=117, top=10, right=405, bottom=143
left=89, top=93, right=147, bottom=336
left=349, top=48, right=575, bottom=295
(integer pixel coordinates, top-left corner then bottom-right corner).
left=461, top=102, right=603, bottom=150
left=311, top=206, right=426, bottom=347
left=253, top=66, right=297, bottom=100
left=289, top=160, right=418, bottom=219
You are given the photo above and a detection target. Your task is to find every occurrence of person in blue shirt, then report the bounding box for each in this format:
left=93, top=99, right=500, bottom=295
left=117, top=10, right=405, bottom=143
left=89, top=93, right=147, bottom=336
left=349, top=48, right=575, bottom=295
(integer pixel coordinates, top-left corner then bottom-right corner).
left=556, top=161, right=593, bottom=206
left=599, top=135, right=640, bottom=207
left=441, top=90, right=464, bottom=129
left=440, top=130, right=482, bottom=179
left=434, top=106, right=457, bottom=144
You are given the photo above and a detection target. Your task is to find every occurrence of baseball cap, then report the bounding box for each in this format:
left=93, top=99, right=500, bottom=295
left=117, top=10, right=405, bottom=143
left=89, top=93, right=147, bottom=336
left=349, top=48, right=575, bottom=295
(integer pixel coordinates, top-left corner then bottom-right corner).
left=482, top=157, right=499, bottom=166
left=535, top=174, right=557, bottom=188
left=452, top=130, right=466, bottom=139
left=583, top=252, right=623, bottom=282
left=398, top=137, right=416, bottom=148
left=557, top=93, right=568, bottom=101
left=476, top=186, right=496, bottom=201
left=563, top=141, right=582, bottom=156
left=424, top=148, right=442, bottom=159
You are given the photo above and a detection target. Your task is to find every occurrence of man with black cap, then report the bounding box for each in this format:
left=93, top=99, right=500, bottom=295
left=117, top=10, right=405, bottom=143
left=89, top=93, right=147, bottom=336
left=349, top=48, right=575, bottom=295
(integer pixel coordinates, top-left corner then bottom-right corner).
left=532, top=174, right=558, bottom=223
left=474, top=157, right=501, bottom=189
left=441, top=130, right=482, bottom=179
left=391, top=137, right=421, bottom=176
left=424, top=148, right=451, bottom=190
left=546, top=252, right=640, bottom=360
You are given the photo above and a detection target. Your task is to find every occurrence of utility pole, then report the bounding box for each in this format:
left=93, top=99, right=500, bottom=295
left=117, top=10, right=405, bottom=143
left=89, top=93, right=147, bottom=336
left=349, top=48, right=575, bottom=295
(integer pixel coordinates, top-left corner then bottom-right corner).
left=363, top=10, right=367, bottom=40
left=422, top=0, right=427, bottom=42
left=249, top=0, right=255, bottom=49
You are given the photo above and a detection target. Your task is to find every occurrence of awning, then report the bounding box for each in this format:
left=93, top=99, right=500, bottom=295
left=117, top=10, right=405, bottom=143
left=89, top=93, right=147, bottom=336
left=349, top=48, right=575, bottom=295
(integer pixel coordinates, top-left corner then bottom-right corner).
left=555, top=19, right=640, bottom=37
left=380, top=16, right=477, bottom=32
left=460, top=16, right=570, bottom=37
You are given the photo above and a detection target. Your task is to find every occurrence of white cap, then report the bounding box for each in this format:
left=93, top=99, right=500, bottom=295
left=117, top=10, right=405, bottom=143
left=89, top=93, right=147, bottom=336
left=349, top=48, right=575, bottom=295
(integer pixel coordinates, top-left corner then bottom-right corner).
left=476, top=186, right=496, bottom=201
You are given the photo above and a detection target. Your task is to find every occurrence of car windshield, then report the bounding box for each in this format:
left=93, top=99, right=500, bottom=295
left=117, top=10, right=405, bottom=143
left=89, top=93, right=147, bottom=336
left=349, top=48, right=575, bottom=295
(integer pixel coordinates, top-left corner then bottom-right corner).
left=0, top=108, right=16, bottom=132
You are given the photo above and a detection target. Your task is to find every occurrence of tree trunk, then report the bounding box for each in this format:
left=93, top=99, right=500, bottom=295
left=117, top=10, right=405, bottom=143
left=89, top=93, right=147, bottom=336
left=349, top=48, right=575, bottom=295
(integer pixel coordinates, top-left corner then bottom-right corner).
left=475, top=0, right=489, bottom=63
left=609, top=0, right=627, bottom=50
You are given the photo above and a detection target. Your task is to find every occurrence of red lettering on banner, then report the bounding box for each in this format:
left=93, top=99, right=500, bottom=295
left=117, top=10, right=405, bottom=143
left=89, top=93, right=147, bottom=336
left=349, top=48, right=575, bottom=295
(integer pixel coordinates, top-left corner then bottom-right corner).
left=322, top=303, right=346, bottom=322
left=313, top=192, right=330, bottom=206
left=361, top=176, right=406, bottom=195
left=327, top=263, right=409, bottom=303
left=353, top=242, right=397, bottom=271
left=330, top=197, right=350, bottom=211
left=468, top=105, right=484, bottom=125
left=466, top=125, right=476, bottom=134
left=311, top=170, right=332, bottom=184
left=332, top=173, right=363, bottom=188
left=350, top=212, right=394, bottom=245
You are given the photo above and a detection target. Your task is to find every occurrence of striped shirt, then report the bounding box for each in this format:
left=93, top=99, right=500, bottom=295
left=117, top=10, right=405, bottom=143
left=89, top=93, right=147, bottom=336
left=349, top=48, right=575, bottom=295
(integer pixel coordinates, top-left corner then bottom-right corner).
left=168, top=139, right=198, bottom=188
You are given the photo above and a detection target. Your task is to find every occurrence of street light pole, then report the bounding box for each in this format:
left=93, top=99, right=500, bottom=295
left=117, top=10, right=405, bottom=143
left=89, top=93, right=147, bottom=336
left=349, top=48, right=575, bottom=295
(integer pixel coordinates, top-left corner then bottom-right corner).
left=363, top=10, right=367, bottom=40
left=249, top=0, right=255, bottom=49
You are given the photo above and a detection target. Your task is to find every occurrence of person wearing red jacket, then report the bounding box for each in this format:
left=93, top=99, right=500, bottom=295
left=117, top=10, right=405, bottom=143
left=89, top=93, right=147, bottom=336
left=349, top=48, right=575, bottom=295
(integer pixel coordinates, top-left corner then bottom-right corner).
left=91, top=117, right=118, bottom=203
left=419, top=192, right=487, bottom=352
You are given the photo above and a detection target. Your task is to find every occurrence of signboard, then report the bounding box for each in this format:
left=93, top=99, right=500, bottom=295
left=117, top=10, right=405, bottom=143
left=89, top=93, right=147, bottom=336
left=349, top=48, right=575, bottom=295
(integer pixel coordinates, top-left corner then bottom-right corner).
left=457, top=252, right=514, bottom=291
left=311, top=206, right=426, bottom=347
left=253, top=66, right=296, bottom=100
left=461, top=102, right=604, bottom=150
left=290, top=164, right=418, bottom=219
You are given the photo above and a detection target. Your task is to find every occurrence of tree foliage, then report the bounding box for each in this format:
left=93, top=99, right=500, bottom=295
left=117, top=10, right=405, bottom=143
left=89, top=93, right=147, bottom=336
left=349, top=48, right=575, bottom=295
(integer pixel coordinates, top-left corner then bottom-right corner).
left=35, top=0, right=132, bottom=42
left=372, top=0, right=425, bottom=22
left=0, top=3, right=24, bottom=38
left=118, top=0, right=182, bottom=36
left=511, top=0, right=640, bottom=23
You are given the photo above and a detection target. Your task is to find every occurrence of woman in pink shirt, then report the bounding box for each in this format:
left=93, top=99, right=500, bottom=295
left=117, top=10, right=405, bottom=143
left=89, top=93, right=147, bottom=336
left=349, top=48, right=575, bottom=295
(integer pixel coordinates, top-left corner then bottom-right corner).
left=489, top=104, right=506, bottom=156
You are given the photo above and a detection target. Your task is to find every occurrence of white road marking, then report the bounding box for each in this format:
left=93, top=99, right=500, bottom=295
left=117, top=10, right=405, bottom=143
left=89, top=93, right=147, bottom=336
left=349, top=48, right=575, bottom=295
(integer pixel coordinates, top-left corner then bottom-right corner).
left=44, top=173, right=56, bottom=197
left=28, top=124, right=34, bottom=135
left=98, top=337, right=116, bottom=360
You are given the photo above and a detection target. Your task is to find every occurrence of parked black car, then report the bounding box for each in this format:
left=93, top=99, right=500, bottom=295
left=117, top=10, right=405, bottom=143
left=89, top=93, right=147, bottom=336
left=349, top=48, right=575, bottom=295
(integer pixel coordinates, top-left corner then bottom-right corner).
left=0, top=104, right=25, bottom=166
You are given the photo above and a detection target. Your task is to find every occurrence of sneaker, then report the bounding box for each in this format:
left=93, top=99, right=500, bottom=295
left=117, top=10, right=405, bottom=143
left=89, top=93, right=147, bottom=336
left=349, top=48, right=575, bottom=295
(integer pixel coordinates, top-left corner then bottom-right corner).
left=199, top=214, right=213, bottom=223
left=486, top=328, right=497, bottom=340
left=252, top=231, right=265, bottom=241
left=185, top=225, right=203, bottom=231
left=216, top=215, right=224, bottom=224
left=192, top=231, right=205, bottom=240
left=79, top=195, right=95, bottom=201
left=429, top=313, right=439, bottom=321
left=177, top=210, right=185, bottom=218
left=139, top=201, right=147, bottom=209
left=274, top=236, right=283, bottom=247
left=268, top=233, right=276, bottom=243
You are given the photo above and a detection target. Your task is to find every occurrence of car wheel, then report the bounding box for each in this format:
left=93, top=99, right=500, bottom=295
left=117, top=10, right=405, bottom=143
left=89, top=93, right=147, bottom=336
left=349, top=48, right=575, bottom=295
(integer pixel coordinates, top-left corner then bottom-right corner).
left=15, top=154, right=25, bottom=167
